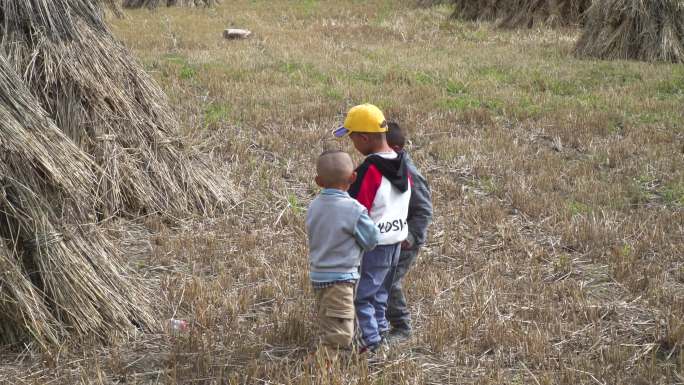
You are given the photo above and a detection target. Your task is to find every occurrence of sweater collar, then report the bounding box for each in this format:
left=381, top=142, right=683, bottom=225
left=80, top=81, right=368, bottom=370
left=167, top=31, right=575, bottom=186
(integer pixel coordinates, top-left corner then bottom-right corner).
left=321, top=188, right=349, bottom=197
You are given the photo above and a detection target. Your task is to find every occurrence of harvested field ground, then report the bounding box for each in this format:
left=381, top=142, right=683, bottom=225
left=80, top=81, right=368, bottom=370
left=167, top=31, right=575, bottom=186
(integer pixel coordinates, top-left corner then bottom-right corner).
left=1, top=1, right=683, bottom=384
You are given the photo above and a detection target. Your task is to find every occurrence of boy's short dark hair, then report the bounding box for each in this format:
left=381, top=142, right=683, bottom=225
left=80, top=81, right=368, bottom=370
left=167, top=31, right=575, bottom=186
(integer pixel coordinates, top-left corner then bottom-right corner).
left=386, top=121, right=406, bottom=148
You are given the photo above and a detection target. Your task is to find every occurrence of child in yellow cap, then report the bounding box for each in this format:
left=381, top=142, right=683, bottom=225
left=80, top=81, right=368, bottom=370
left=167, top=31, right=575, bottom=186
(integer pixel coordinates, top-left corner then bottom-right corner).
left=334, top=104, right=411, bottom=353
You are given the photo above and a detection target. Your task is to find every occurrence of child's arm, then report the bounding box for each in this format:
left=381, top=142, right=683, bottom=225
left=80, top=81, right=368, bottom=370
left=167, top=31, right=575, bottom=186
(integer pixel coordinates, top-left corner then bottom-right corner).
left=353, top=210, right=379, bottom=251
left=406, top=169, right=433, bottom=249
left=349, top=162, right=382, bottom=213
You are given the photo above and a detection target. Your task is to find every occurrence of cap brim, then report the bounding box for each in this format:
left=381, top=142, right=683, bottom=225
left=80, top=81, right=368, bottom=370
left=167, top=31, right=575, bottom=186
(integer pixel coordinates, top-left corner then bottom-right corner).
left=333, top=126, right=350, bottom=138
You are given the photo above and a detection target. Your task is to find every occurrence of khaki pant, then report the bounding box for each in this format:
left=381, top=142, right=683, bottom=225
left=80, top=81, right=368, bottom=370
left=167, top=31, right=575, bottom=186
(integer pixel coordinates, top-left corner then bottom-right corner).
left=315, top=282, right=355, bottom=348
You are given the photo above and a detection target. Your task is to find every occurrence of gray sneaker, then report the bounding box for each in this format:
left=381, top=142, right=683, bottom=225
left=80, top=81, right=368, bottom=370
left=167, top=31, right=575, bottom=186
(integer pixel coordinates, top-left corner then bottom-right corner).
left=387, top=328, right=411, bottom=343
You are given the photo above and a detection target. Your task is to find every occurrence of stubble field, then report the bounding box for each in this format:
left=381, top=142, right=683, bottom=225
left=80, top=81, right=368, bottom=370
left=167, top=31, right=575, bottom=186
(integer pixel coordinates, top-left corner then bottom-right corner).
left=1, top=1, right=683, bottom=384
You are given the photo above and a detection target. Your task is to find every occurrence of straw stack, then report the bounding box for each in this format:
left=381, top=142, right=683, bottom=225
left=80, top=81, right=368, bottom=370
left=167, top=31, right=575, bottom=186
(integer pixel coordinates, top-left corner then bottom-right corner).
left=1, top=0, right=225, bottom=219
left=575, top=0, right=684, bottom=63
left=452, top=0, right=591, bottom=27
left=123, top=0, right=219, bottom=8
left=0, top=55, right=157, bottom=349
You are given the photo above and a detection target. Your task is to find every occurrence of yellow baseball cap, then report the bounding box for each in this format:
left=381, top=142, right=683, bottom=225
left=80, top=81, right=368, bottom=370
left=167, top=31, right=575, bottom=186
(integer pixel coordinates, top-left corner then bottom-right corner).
left=333, top=104, right=388, bottom=137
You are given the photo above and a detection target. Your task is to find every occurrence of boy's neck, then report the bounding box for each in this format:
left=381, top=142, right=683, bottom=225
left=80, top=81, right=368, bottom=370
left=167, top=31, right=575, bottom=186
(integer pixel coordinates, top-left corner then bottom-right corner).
left=322, top=184, right=350, bottom=192
left=367, top=143, right=394, bottom=155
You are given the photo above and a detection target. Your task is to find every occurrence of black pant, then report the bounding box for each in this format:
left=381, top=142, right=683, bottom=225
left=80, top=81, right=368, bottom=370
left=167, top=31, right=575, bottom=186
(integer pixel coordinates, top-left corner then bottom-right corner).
left=386, top=247, right=419, bottom=331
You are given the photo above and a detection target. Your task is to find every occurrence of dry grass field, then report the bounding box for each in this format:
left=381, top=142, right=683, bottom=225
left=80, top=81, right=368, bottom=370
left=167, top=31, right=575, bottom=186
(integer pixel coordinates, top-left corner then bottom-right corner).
left=1, top=1, right=683, bottom=384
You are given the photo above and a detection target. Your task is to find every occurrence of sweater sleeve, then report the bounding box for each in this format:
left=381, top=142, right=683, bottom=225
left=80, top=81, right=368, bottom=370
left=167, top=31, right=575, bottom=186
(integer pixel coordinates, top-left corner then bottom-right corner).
left=353, top=209, right=379, bottom=251
left=407, top=164, right=433, bottom=247
left=351, top=164, right=383, bottom=214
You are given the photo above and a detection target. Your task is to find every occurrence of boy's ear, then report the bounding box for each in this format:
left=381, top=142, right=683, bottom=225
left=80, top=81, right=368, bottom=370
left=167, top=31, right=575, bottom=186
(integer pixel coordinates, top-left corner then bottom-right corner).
left=314, top=175, right=325, bottom=188
left=349, top=171, right=357, bottom=184
left=391, top=145, right=402, bottom=153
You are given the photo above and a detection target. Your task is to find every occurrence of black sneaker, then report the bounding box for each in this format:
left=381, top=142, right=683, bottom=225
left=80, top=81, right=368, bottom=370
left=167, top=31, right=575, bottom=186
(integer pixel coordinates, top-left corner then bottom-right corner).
left=359, top=342, right=387, bottom=363
left=358, top=342, right=379, bottom=354
left=387, top=328, right=412, bottom=343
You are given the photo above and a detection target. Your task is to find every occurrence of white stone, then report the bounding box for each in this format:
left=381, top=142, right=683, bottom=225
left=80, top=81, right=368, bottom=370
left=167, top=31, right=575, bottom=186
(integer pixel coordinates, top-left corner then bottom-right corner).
left=223, top=29, right=251, bottom=39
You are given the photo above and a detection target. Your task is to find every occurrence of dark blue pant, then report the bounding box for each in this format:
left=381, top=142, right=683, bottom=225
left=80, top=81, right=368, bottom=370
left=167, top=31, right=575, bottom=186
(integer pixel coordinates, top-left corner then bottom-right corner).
left=354, top=244, right=400, bottom=347
left=387, top=248, right=419, bottom=331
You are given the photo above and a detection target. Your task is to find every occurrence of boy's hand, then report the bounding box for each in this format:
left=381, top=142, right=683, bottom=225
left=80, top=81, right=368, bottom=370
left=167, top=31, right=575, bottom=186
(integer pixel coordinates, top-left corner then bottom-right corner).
left=401, top=240, right=412, bottom=250
left=401, top=233, right=416, bottom=250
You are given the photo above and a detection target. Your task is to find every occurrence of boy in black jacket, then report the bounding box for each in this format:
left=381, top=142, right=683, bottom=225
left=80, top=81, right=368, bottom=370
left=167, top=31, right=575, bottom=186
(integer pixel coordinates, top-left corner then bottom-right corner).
left=385, top=122, right=433, bottom=341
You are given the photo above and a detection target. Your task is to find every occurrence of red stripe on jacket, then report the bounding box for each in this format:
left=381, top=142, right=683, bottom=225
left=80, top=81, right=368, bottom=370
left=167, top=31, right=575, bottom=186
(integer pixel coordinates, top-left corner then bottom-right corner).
left=355, top=164, right=383, bottom=214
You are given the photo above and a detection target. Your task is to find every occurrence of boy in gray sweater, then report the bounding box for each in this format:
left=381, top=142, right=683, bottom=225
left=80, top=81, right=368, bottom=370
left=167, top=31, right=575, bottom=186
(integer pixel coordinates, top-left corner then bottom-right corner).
left=385, top=122, right=433, bottom=341
left=306, top=150, right=379, bottom=349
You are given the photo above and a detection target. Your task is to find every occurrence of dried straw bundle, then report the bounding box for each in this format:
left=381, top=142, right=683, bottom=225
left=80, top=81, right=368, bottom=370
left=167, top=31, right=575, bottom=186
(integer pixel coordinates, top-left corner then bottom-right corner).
left=575, top=0, right=684, bottom=63
left=1, top=0, right=225, bottom=218
left=452, top=0, right=502, bottom=21
left=415, top=0, right=450, bottom=6
left=122, top=0, right=218, bottom=8
left=452, top=0, right=591, bottom=27
left=0, top=55, right=157, bottom=349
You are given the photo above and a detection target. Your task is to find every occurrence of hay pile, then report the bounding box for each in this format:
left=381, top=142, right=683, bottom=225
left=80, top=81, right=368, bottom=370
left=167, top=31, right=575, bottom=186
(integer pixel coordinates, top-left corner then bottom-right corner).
left=452, top=0, right=501, bottom=21
left=1, top=0, right=225, bottom=219
left=452, top=0, right=591, bottom=28
left=575, top=0, right=684, bottom=63
left=416, top=0, right=450, bottom=6
left=123, top=0, right=218, bottom=8
left=0, top=0, right=230, bottom=349
left=0, top=55, right=156, bottom=349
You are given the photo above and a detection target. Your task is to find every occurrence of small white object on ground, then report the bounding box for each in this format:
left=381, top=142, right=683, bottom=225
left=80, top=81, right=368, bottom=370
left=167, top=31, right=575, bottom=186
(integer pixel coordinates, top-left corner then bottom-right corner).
left=168, top=319, right=189, bottom=332
left=223, top=29, right=251, bottom=39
